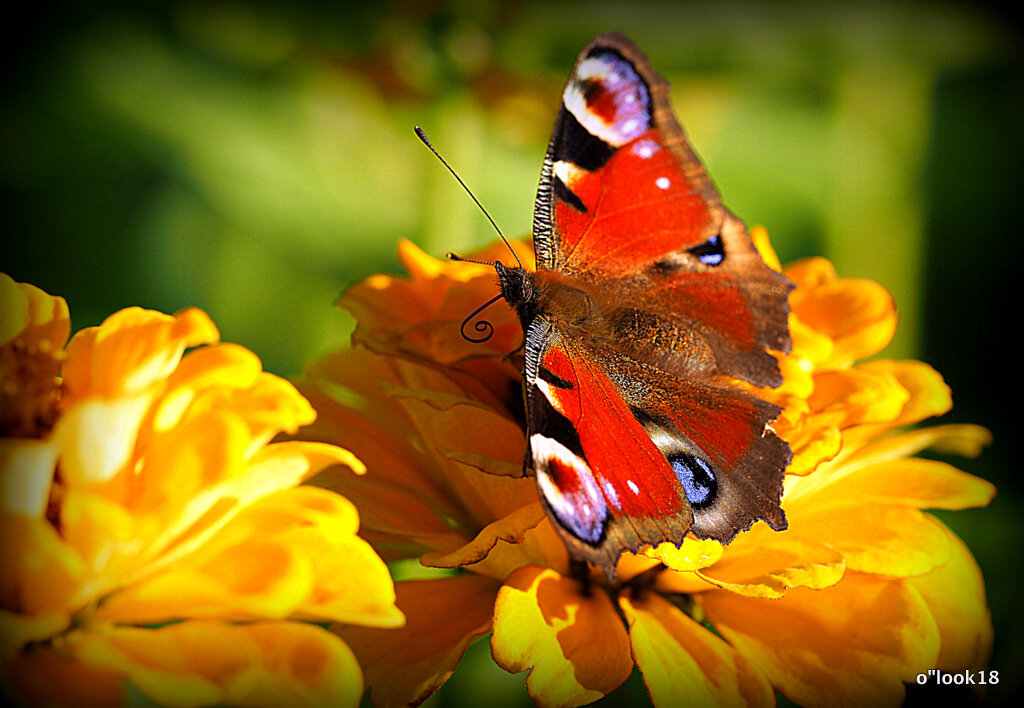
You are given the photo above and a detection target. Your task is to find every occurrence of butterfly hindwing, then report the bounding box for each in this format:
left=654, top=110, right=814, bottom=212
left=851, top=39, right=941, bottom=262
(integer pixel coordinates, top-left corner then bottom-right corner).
left=523, top=310, right=788, bottom=578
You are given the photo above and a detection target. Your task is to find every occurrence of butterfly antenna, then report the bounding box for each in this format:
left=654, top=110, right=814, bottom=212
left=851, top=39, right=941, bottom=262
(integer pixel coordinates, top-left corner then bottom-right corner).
left=414, top=126, right=523, bottom=269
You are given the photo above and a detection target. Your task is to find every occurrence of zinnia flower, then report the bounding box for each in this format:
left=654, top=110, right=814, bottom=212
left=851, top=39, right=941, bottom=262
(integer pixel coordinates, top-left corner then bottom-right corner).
left=0, top=273, right=403, bottom=707
left=294, top=231, right=994, bottom=707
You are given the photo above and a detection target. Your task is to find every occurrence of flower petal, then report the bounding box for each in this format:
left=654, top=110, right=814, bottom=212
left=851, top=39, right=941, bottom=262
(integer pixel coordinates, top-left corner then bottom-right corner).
left=695, top=533, right=846, bottom=598
left=94, top=486, right=400, bottom=628
left=859, top=360, right=951, bottom=426
left=4, top=641, right=122, bottom=706
left=787, top=503, right=952, bottom=577
left=336, top=574, right=500, bottom=707
left=70, top=621, right=362, bottom=708
left=421, top=502, right=548, bottom=568
left=702, top=572, right=940, bottom=706
left=794, top=457, right=995, bottom=511
left=642, top=536, right=724, bottom=573
left=0, top=437, right=59, bottom=517
left=620, top=589, right=773, bottom=708
left=491, top=566, right=633, bottom=708
left=62, top=307, right=218, bottom=401
left=0, top=273, right=70, bottom=350
left=788, top=272, right=897, bottom=368
left=908, top=523, right=992, bottom=672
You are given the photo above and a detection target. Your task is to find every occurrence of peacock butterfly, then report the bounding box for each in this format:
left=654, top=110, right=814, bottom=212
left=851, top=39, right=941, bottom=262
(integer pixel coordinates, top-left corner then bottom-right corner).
left=486, top=33, right=793, bottom=579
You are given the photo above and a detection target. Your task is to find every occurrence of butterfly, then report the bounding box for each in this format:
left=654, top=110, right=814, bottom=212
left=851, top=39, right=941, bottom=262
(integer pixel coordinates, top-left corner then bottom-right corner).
left=487, top=32, right=793, bottom=579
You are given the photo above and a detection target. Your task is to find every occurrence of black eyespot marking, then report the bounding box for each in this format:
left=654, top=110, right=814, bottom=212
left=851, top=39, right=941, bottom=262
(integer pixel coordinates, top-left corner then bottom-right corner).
left=689, top=234, right=725, bottom=266
left=553, top=177, right=587, bottom=213
left=553, top=108, right=615, bottom=171
left=669, top=453, right=717, bottom=508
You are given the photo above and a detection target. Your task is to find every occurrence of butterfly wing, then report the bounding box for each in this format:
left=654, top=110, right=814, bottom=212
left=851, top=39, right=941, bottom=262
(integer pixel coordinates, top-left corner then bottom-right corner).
left=523, top=33, right=791, bottom=576
left=523, top=315, right=788, bottom=578
left=533, top=32, right=792, bottom=387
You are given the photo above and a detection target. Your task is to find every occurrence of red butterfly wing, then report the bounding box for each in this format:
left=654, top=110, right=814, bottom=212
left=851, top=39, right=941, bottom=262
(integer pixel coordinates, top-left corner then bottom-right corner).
left=509, top=33, right=792, bottom=577
left=533, top=33, right=791, bottom=387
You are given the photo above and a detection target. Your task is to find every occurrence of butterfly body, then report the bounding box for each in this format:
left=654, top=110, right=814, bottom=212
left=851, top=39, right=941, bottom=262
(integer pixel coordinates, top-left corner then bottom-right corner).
left=495, top=33, right=792, bottom=578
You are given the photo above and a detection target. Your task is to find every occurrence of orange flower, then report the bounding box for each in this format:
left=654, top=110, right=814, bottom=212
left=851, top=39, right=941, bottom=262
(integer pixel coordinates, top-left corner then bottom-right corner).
left=0, top=274, right=402, bottom=707
left=294, top=232, right=994, bottom=707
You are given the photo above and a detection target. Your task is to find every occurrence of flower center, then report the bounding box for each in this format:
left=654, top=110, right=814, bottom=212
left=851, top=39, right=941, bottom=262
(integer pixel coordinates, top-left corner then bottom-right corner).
left=0, top=337, right=64, bottom=438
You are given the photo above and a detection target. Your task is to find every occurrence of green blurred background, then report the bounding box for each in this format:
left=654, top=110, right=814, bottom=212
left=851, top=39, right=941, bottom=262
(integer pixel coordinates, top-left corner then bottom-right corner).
left=3, top=1, right=1021, bottom=705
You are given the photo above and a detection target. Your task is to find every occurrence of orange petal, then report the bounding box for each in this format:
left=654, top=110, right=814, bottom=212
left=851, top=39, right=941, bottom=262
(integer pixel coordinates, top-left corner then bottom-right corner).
left=4, top=641, right=122, bottom=706
left=336, top=574, right=500, bottom=707
left=702, top=572, right=940, bottom=706
left=620, top=590, right=773, bottom=708
left=784, top=257, right=837, bottom=290
left=70, top=621, right=362, bottom=708
left=790, top=277, right=897, bottom=368
left=491, top=565, right=633, bottom=707
left=907, top=524, right=992, bottom=672
left=421, top=502, right=547, bottom=568
left=467, top=516, right=572, bottom=581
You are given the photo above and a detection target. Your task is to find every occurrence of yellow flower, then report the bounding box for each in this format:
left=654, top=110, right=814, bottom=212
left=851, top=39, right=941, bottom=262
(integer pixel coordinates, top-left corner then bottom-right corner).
left=294, top=233, right=994, bottom=707
left=0, top=274, right=403, bottom=707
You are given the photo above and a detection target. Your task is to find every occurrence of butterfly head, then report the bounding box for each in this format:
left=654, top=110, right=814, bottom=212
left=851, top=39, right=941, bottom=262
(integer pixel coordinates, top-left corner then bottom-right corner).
left=495, top=260, right=538, bottom=327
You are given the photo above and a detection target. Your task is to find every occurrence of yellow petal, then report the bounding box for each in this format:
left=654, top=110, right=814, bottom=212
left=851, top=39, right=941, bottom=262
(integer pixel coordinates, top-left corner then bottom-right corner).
left=71, top=621, right=363, bottom=708
left=787, top=316, right=835, bottom=364
left=785, top=424, right=842, bottom=476
left=0, top=609, right=71, bottom=656
left=907, top=524, right=992, bottom=673
left=694, top=532, right=846, bottom=598
left=807, top=367, right=909, bottom=428
left=620, top=589, right=773, bottom=708
left=90, top=537, right=314, bottom=625
left=135, top=441, right=363, bottom=583
left=0, top=513, right=86, bottom=619
left=839, top=423, right=991, bottom=472
left=336, top=574, right=500, bottom=707
left=642, top=536, right=724, bottom=573
left=797, top=457, right=995, bottom=511
left=784, top=257, right=837, bottom=290
left=749, top=226, right=782, bottom=273
left=0, top=437, right=59, bottom=517
left=859, top=360, right=951, bottom=425
left=57, top=394, right=153, bottom=488
left=62, top=307, right=218, bottom=401
left=702, top=573, right=940, bottom=706
left=491, top=565, right=633, bottom=708
left=787, top=503, right=952, bottom=577
left=0, top=273, right=70, bottom=349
